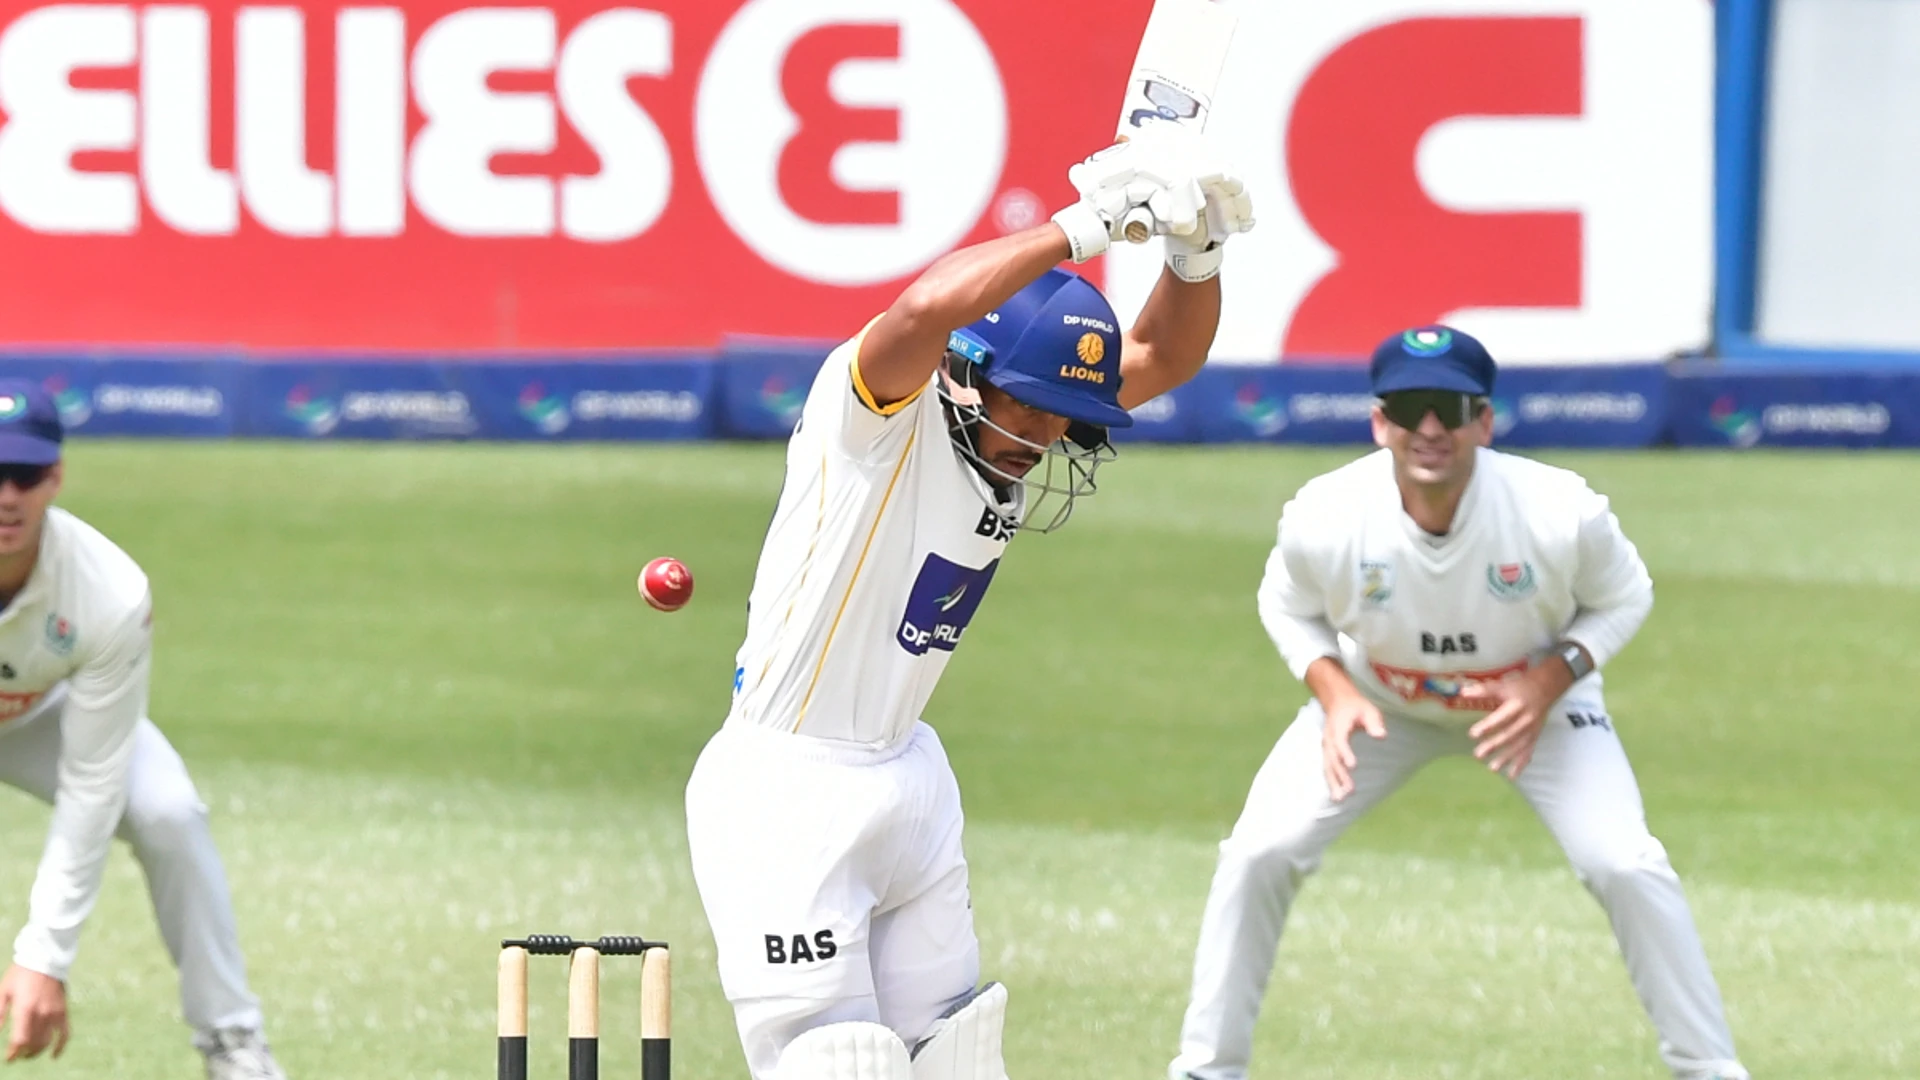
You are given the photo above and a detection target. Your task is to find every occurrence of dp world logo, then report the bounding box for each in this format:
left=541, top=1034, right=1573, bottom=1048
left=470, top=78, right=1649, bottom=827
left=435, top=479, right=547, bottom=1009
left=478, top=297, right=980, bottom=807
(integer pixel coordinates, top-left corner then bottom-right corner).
left=0, top=393, right=24, bottom=421
left=42, top=378, right=91, bottom=428
left=284, top=386, right=340, bottom=436
left=518, top=384, right=570, bottom=435
left=759, top=376, right=806, bottom=429
left=1708, top=396, right=1761, bottom=448
left=1233, top=383, right=1287, bottom=437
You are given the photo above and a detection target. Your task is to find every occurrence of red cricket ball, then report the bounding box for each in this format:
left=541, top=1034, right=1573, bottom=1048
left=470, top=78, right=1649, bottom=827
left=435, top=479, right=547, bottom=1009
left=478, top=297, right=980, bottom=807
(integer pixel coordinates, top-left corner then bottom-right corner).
left=638, top=557, right=694, bottom=612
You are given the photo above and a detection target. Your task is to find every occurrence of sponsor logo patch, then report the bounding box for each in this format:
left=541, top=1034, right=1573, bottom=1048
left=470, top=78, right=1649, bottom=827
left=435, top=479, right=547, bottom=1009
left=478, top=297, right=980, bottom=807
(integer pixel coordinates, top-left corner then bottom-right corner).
left=1233, top=384, right=1287, bottom=437
left=94, top=384, right=223, bottom=418
left=0, top=691, right=43, bottom=722
left=1519, top=392, right=1647, bottom=424
left=517, top=383, right=570, bottom=434
left=759, top=376, right=807, bottom=428
left=1359, top=560, right=1394, bottom=610
left=1370, top=659, right=1529, bottom=709
left=1707, top=396, right=1761, bottom=448
left=284, top=386, right=340, bottom=436
left=897, top=554, right=1000, bottom=656
left=1761, top=402, right=1891, bottom=436
left=572, top=390, right=702, bottom=423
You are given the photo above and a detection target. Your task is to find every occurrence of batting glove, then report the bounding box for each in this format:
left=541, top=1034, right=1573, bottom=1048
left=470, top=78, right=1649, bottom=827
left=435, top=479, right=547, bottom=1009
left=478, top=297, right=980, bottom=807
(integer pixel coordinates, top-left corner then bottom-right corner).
left=1054, top=133, right=1209, bottom=262
left=1163, top=170, right=1255, bottom=283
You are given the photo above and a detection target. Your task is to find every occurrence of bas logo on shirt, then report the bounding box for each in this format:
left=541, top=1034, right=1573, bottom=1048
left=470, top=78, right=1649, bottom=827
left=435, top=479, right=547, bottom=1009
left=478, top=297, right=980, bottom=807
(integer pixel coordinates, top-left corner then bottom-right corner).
left=974, top=507, right=1016, bottom=542
left=765, top=930, right=838, bottom=964
left=897, top=555, right=1000, bottom=656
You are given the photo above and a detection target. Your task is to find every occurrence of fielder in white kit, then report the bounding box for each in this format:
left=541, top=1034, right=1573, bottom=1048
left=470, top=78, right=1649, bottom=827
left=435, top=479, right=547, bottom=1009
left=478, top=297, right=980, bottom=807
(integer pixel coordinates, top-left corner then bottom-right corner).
left=1168, top=329, right=1747, bottom=1080
left=0, top=381, right=287, bottom=1079
left=685, top=135, right=1253, bottom=1080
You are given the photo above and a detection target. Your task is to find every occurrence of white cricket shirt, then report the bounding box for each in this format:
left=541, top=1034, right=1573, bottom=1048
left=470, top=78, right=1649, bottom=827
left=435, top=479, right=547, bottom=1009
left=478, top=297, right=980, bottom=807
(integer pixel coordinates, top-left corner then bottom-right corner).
left=726, top=327, right=1024, bottom=748
left=0, top=508, right=153, bottom=980
left=1259, top=448, right=1653, bottom=724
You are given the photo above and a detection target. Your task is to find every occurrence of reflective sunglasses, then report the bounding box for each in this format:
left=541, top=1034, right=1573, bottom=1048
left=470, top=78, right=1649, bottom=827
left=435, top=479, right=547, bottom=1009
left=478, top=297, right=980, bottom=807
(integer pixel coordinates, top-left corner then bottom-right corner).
left=0, top=463, right=53, bottom=490
left=1379, top=391, right=1488, bottom=432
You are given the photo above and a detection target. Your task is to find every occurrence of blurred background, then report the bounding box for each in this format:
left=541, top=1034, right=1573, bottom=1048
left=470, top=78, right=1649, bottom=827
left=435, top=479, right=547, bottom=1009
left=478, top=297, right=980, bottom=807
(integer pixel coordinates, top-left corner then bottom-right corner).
left=0, top=0, right=1914, bottom=441
left=0, top=0, right=1913, bottom=1077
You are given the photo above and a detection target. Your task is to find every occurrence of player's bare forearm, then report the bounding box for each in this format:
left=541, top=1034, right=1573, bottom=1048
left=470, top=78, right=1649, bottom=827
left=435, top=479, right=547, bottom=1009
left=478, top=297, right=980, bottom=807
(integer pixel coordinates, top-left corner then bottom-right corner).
left=1302, top=655, right=1363, bottom=712
left=856, top=224, right=1075, bottom=406
left=1116, top=266, right=1221, bottom=409
left=1533, top=641, right=1590, bottom=702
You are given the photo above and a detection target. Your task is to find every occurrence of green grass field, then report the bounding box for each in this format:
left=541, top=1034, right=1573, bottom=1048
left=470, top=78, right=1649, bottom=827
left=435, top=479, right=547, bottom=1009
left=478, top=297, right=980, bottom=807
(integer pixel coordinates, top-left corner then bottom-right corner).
left=2, top=441, right=1913, bottom=1078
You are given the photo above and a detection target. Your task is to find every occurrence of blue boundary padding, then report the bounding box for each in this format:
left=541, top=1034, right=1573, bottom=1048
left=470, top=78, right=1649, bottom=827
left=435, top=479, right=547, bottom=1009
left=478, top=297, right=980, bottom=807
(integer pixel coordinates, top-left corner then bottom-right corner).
left=7, top=352, right=1916, bottom=447
left=1714, top=0, right=1774, bottom=346
left=1710, top=338, right=1920, bottom=372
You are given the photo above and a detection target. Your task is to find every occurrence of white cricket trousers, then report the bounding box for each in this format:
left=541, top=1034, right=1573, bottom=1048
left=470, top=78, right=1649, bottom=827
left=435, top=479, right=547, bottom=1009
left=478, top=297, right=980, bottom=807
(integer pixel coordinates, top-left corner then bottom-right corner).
left=686, top=721, right=979, bottom=1080
left=0, top=690, right=264, bottom=1044
left=1172, top=698, right=1746, bottom=1080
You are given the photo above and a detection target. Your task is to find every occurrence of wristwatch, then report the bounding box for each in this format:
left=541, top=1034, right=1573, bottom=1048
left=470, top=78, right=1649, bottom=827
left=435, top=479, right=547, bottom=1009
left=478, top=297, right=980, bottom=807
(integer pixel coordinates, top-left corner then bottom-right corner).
left=1555, top=641, right=1594, bottom=681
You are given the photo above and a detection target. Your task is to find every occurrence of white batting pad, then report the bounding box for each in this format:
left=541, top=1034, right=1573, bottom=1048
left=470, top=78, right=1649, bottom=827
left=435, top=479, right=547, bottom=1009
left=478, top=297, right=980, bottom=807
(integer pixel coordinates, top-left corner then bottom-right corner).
left=776, top=1022, right=913, bottom=1080
left=909, top=982, right=1009, bottom=1080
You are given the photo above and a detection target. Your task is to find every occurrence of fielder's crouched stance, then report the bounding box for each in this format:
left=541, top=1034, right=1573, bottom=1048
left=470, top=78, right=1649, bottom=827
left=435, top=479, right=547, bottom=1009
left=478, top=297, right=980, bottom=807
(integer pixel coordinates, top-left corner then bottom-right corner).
left=1169, top=330, right=1747, bottom=1080
left=0, top=382, right=286, bottom=1080
left=686, top=133, right=1253, bottom=1080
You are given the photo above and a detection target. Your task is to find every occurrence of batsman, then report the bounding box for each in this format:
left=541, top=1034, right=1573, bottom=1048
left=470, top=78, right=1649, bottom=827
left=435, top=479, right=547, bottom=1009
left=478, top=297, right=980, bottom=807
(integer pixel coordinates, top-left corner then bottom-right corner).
left=684, top=132, right=1253, bottom=1080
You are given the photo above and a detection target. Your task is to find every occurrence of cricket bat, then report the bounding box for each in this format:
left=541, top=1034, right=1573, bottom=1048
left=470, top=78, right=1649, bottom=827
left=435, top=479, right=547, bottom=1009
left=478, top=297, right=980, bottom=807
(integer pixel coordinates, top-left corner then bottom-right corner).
left=1114, top=0, right=1239, bottom=243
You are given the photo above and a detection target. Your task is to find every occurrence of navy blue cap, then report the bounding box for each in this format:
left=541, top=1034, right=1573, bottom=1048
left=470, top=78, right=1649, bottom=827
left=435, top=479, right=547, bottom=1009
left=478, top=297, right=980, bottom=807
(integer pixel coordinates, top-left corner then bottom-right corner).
left=0, top=380, right=62, bottom=465
left=947, top=268, right=1132, bottom=428
left=1369, top=326, right=1496, bottom=396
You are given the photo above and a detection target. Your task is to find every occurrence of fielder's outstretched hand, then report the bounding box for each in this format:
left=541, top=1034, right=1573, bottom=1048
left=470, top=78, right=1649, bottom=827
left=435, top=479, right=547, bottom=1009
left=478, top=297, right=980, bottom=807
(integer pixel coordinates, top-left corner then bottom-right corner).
left=0, top=965, right=70, bottom=1061
left=1461, top=667, right=1563, bottom=779
left=1321, top=691, right=1387, bottom=802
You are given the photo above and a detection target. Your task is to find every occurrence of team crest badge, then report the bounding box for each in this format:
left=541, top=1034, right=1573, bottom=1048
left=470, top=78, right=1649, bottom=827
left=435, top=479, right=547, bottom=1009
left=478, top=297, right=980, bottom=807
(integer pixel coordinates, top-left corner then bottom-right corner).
left=1359, top=560, right=1394, bottom=609
left=45, top=615, right=76, bottom=656
left=1402, top=328, right=1453, bottom=356
left=1486, top=561, right=1537, bottom=601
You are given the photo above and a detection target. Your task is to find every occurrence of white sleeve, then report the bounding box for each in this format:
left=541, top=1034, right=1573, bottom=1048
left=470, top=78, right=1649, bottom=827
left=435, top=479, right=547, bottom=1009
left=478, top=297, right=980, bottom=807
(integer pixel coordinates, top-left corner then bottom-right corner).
left=1561, top=491, right=1653, bottom=670
left=1256, top=499, right=1342, bottom=682
left=805, top=317, right=932, bottom=464
left=13, top=593, right=152, bottom=982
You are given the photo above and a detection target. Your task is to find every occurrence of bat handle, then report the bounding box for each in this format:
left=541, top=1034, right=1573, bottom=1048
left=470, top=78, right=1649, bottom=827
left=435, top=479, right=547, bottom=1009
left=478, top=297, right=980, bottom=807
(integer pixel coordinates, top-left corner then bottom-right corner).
left=1121, top=206, right=1154, bottom=244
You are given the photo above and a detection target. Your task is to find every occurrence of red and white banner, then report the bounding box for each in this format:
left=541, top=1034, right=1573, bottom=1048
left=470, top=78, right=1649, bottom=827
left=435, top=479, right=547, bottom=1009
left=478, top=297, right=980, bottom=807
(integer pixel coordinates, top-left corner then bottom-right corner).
left=0, top=0, right=1710, bottom=359
left=1107, top=0, right=1714, bottom=363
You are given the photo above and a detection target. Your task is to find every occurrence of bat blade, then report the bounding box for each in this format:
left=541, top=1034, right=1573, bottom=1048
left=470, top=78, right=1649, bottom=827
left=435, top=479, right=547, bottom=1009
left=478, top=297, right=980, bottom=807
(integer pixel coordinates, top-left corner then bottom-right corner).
left=1116, top=0, right=1238, bottom=141
left=1113, top=0, right=1237, bottom=243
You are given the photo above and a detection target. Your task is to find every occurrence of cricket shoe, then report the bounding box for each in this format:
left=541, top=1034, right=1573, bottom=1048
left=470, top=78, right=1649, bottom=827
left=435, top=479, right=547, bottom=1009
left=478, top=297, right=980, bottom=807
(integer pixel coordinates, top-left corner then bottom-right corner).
left=200, top=1027, right=289, bottom=1080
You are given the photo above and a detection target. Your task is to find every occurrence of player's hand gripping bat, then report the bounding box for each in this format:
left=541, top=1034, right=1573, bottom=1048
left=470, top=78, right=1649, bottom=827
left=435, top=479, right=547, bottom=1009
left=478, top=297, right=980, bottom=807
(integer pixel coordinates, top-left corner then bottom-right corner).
left=1113, top=0, right=1238, bottom=243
